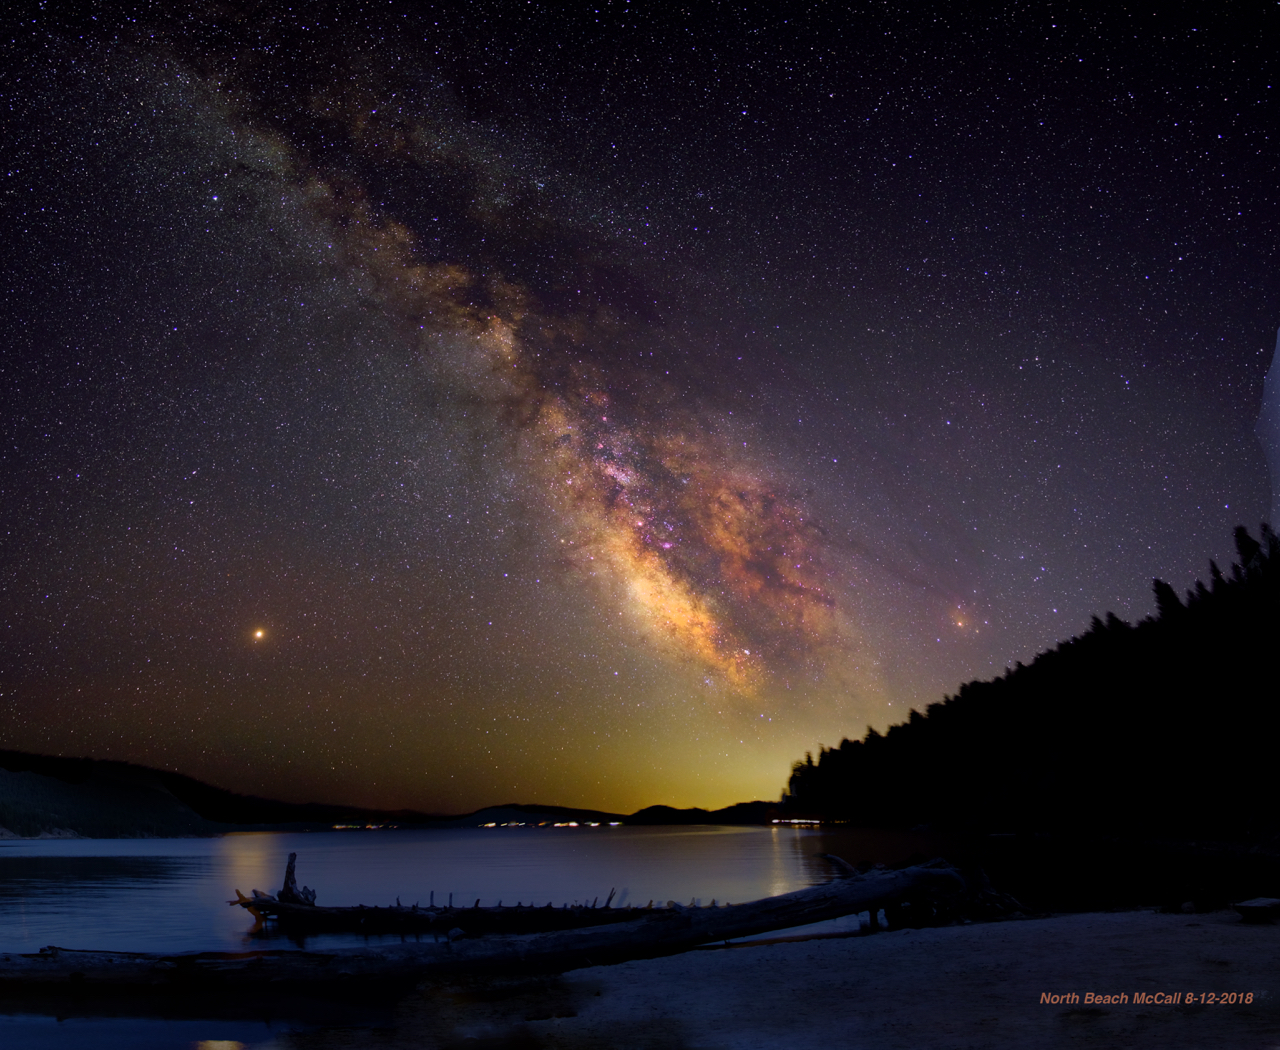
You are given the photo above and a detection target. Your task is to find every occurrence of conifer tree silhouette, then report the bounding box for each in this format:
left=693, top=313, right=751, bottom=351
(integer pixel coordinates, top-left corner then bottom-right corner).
left=1236, top=525, right=1263, bottom=573
left=781, top=525, right=1280, bottom=845
left=1152, top=578, right=1182, bottom=620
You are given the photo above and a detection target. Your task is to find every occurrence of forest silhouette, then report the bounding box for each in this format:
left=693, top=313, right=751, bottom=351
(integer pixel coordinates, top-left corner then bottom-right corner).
left=783, top=525, right=1278, bottom=845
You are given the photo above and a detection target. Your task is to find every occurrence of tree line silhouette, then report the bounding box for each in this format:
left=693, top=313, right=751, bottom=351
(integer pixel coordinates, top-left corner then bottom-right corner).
left=783, top=525, right=1279, bottom=842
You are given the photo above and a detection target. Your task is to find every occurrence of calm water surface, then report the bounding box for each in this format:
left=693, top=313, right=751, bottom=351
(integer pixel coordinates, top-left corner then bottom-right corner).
left=0, top=825, right=943, bottom=1048
left=0, top=825, right=829, bottom=954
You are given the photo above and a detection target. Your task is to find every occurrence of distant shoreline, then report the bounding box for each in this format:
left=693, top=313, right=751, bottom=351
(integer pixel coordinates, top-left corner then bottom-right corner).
left=0, top=747, right=784, bottom=838
left=0, top=820, right=779, bottom=841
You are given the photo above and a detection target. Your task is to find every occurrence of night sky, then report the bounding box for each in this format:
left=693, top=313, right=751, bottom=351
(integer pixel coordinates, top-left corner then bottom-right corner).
left=2, top=3, right=1276, bottom=813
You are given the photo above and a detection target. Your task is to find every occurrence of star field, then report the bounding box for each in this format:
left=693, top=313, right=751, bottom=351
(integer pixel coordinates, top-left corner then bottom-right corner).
left=0, top=2, right=1275, bottom=812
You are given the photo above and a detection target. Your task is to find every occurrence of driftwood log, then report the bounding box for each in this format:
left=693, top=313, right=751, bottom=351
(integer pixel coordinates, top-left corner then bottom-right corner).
left=1233, top=897, right=1280, bottom=924
left=234, top=853, right=683, bottom=936
left=0, top=857, right=964, bottom=992
left=276, top=852, right=316, bottom=905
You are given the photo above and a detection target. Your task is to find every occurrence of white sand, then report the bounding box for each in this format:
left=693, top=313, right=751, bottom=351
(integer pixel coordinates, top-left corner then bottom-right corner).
left=365, top=910, right=1280, bottom=1049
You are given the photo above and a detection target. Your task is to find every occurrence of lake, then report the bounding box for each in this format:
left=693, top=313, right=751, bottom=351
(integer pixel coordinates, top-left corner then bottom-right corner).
left=0, top=824, right=836, bottom=954
left=0, top=824, right=942, bottom=1048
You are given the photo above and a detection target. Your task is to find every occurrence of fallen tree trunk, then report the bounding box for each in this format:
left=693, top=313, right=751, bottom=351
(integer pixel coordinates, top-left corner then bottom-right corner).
left=0, top=858, right=964, bottom=992
left=479, top=858, right=966, bottom=974
left=232, top=853, right=650, bottom=936
left=236, top=894, right=650, bottom=936
left=233, top=852, right=902, bottom=939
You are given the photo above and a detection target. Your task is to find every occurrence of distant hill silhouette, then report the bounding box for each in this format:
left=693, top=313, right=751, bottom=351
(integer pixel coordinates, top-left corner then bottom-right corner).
left=0, top=762, right=219, bottom=839
left=0, top=750, right=451, bottom=835
left=783, top=524, right=1279, bottom=844
left=0, top=750, right=777, bottom=837
left=627, top=802, right=779, bottom=825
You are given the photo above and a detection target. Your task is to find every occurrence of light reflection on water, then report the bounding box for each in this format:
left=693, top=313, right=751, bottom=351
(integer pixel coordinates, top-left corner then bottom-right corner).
left=0, top=825, right=829, bottom=954
left=0, top=1014, right=281, bottom=1050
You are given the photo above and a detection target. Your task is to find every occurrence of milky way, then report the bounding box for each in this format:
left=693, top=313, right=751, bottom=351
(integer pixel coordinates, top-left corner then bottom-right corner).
left=1, top=5, right=1275, bottom=811
left=171, top=25, right=856, bottom=697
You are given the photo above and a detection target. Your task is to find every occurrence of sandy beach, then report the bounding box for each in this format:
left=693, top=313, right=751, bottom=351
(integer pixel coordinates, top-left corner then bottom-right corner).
left=281, top=908, right=1280, bottom=1049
